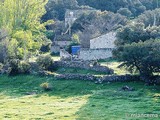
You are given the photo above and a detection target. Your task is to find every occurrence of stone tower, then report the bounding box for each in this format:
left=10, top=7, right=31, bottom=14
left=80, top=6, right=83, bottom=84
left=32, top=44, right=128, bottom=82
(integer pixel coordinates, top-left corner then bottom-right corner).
left=64, top=9, right=96, bottom=35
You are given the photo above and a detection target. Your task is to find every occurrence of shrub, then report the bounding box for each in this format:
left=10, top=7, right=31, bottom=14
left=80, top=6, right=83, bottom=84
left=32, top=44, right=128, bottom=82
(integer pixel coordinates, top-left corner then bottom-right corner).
left=40, top=43, right=51, bottom=53
left=40, top=82, right=52, bottom=91
left=36, top=55, right=54, bottom=70
left=0, top=63, right=3, bottom=73
left=7, top=59, right=31, bottom=75
left=18, top=61, right=31, bottom=74
left=0, top=44, right=5, bottom=63
left=50, top=52, right=60, bottom=56
left=8, top=59, right=20, bottom=75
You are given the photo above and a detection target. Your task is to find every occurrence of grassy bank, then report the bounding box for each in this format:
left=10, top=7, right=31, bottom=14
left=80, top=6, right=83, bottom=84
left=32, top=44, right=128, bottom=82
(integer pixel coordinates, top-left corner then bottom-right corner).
left=0, top=75, right=159, bottom=120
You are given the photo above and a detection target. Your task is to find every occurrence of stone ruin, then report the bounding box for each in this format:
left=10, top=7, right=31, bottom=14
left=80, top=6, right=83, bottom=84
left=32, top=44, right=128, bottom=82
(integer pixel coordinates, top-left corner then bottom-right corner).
left=53, top=60, right=114, bottom=74
left=59, top=32, right=117, bottom=61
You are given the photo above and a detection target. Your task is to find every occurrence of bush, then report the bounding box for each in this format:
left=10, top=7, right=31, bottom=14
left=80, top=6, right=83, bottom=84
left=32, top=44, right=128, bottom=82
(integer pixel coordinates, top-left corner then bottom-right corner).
left=8, top=59, right=20, bottom=75
left=50, top=52, right=60, bottom=56
left=40, top=82, right=52, bottom=91
left=115, top=39, right=160, bottom=84
left=36, top=55, right=54, bottom=70
left=0, top=44, right=5, bottom=63
left=40, top=43, right=51, bottom=53
left=7, top=59, right=31, bottom=75
left=18, top=61, right=31, bottom=74
left=0, top=63, right=3, bottom=73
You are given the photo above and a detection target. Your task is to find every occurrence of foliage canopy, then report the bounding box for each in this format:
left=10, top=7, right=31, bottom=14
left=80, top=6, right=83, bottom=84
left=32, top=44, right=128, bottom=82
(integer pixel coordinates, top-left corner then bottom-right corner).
left=0, top=0, right=53, bottom=60
left=114, top=14, right=160, bottom=82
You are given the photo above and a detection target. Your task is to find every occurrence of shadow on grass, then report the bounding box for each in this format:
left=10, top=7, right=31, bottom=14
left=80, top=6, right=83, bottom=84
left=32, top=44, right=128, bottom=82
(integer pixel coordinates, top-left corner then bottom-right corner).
left=76, top=83, right=160, bottom=120
left=0, top=75, right=159, bottom=97
left=0, top=75, right=107, bottom=98
left=55, top=67, right=107, bottom=75
left=75, top=82, right=160, bottom=120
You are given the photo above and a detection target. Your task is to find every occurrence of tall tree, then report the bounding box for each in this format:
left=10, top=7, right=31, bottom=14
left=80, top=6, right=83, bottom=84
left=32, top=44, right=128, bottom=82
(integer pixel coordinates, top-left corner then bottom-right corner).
left=0, top=0, right=52, bottom=60
left=72, top=11, right=127, bottom=48
left=77, top=0, right=146, bottom=17
left=136, top=8, right=160, bottom=27
left=114, top=21, right=160, bottom=83
left=42, top=0, right=79, bottom=21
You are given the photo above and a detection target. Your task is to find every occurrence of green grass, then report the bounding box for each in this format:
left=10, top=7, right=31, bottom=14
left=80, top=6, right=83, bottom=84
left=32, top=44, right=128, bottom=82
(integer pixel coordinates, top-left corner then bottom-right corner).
left=100, top=61, right=131, bottom=75
left=55, top=67, right=107, bottom=75
left=0, top=75, right=160, bottom=120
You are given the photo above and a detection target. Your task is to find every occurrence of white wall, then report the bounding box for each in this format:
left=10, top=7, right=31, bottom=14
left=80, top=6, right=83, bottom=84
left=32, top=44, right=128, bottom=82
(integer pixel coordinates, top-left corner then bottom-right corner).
left=51, top=45, right=60, bottom=53
left=78, top=49, right=113, bottom=60
left=90, top=32, right=116, bottom=49
left=60, top=49, right=72, bottom=60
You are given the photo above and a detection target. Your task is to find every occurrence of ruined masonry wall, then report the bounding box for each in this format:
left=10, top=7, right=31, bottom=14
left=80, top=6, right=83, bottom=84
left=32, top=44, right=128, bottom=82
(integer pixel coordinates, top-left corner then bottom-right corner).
left=78, top=49, right=113, bottom=60
left=90, top=32, right=116, bottom=49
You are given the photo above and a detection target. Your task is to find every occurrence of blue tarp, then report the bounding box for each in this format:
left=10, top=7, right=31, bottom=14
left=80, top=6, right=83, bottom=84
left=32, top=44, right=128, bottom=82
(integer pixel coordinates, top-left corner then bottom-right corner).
left=71, top=46, right=80, bottom=55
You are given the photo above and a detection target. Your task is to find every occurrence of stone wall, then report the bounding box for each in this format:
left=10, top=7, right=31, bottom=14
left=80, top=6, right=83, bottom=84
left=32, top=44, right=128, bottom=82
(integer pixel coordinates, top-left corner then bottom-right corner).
left=51, top=40, right=72, bottom=54
left=78, top=48, right=113, bottom=61
left=51, top=45, right=60, bottom=54
left=54, top=74, right=140, bottom=83
left=55, top=74, right=97, bottom=81
left=60, top=49, right=72, bottom=61
left=90, top=32, right=116, bottom=49
left=102, top=75, right=140, bottom=82
left=53, top=73, right=160, bottom=84
left=76, top=31, right=116, bottom=61
left=54, top=60, right=114, bottom=74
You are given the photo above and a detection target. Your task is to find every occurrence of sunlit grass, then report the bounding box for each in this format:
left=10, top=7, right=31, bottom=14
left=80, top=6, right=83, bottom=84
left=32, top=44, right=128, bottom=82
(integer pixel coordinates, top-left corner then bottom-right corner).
left=0, top=94, right=90, bottom=120
left=100, top=61, right=130, bottom=75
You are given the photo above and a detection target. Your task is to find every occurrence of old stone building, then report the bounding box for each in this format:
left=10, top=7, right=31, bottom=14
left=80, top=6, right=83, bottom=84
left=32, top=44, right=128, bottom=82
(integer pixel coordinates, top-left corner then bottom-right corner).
left=59, top=32, right=117, bottom=61
left=65, top=9, right=96, bottom=35
left=51, top=40, right=72, bottom=54
left=90, top=32, right=116, bottom=49
left=78, top=32, right=116, bottom=60
left=52, top=9, right=116, bottom=59
left=51, top=9, right=96, bottom=54
left=65, top=9, right=96, bottom=27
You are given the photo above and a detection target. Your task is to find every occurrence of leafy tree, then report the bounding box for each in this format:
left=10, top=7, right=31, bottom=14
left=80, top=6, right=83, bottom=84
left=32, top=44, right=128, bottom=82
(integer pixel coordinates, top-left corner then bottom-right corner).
left=0, top=0, right=52, bottom=60
left=115, top=22, right=160, bottom=45
left=140, top=0, right=160, bottom=9
left=117, top=8, right=132, bottom=17
left=36, top=55, right=54, bottom=70
left=136, top=8, right=160, bottom=27
left=77, top=0, right=128, bottom=12
left=77, top=0, right=146, bottom=17
left=42, top=0, right=79, bottom=21
left=43, top=0, right=160, bottom=22
left=72, top=11, right=127, bottom=47
left=115, top=39, right=160, bottom=79
left=72, top=34, right=80, bottom=44
left=139, top=0, right=153, bottom=9
left=114, top=21, right=160, bottom=83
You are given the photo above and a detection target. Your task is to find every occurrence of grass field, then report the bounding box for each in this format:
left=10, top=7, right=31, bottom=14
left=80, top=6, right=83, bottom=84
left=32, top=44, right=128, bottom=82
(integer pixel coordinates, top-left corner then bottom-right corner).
left=56, top=67, right=106, bottom=75
left=0, top=75, right=159, bottom=120
left=99, top=61, right=130, bottom=75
